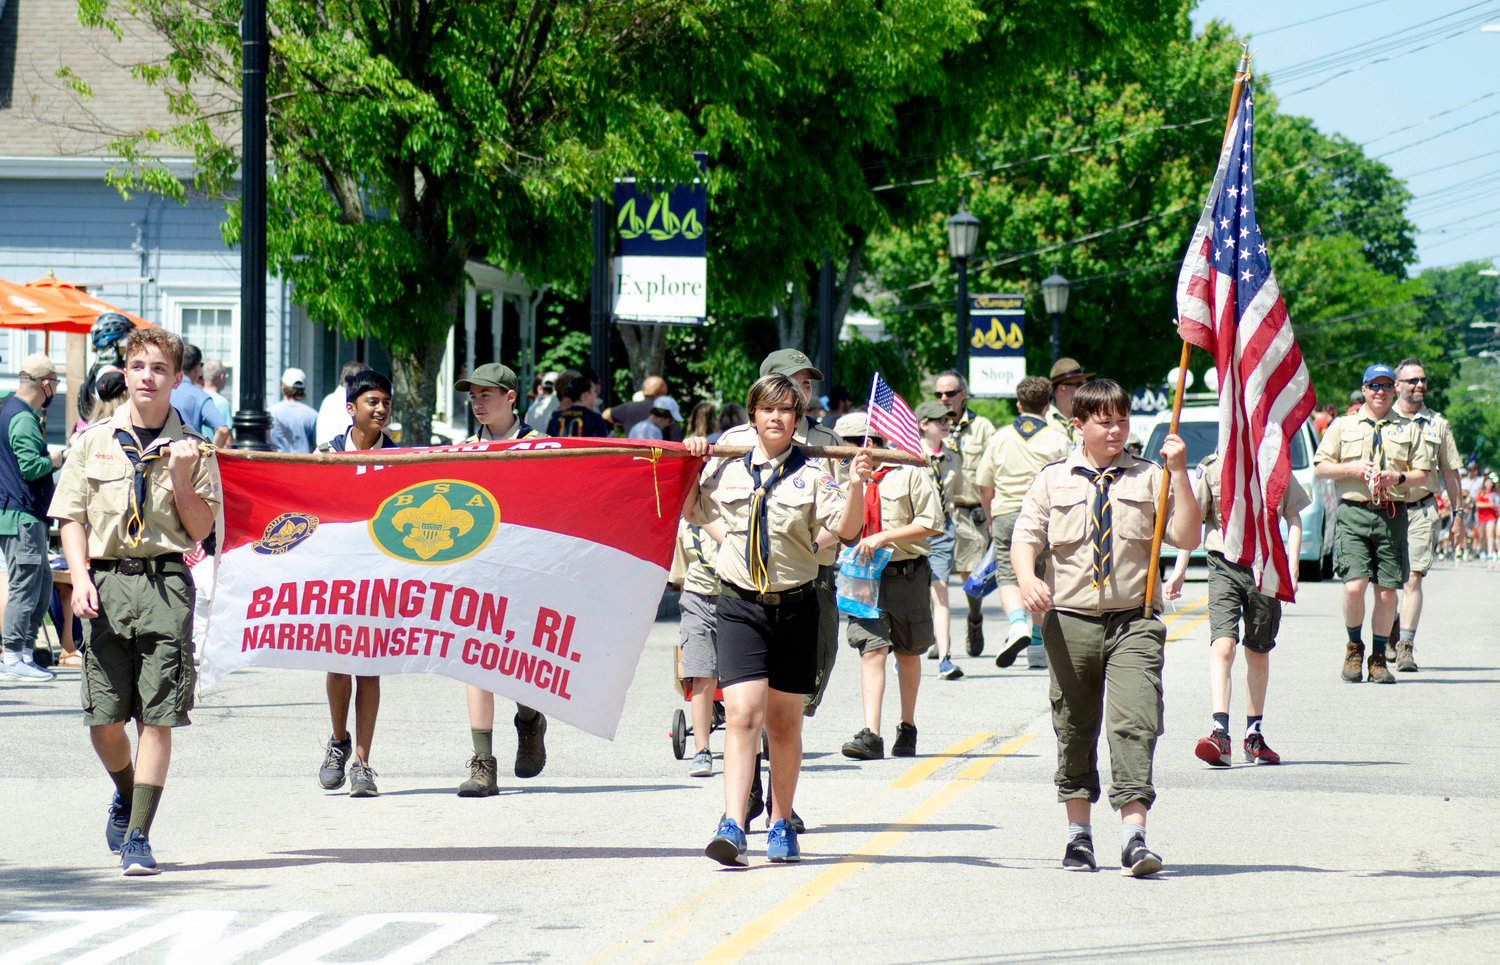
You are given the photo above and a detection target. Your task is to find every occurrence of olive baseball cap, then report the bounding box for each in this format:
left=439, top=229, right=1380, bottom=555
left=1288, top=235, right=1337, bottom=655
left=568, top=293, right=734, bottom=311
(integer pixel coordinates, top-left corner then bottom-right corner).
left=455, top=362, right=519, bottom=393
left=914, top=400, right=951, bottom=422
left=760, top=349, right=825, bottom=381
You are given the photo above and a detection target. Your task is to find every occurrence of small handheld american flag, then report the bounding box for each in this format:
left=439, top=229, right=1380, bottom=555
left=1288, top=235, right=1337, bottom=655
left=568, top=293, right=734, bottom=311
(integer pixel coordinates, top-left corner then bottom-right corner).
left=865, top=373, right=924, bottom=458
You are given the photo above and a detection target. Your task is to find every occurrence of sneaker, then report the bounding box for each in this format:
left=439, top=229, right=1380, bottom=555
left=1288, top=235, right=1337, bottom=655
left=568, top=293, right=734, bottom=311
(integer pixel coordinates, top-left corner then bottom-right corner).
left=995, top=624, right=1030, bottom=668
left=705, top=816, right=748, bottom=867
left=1, top=656, right=54, bottom=681
left=937, top=657, right=964, bottom=680
left=1194, top=729, right=1232, bottom=767
left=689, top=748, right=714, bottom=778
left=120, top=829, right=159, bottom=876
left=1366, top=651, right=1396, bottom=685
left=318, top=737, right=352, bottom=789
left=842, top=727, right=884, bottom=760
left=457, top=754, right=499, bottom=797
left=1027, top=642, right=1048, bottom=669
left=1243, top=732, right=1281, bottom=765
left=1395, top=641, right=1419, bottom=672
left=926, top=646, right=939, bottom=660
left=514, top=712, right=547, bottom=778
left=892, top=722, right=917, bottom=758
left=106, top=790, right=130, bottom=854
left=965, top=619, right=984, bottom=657
left=348, top=760, right=379, bottom=797
left=1341, top=642, right=1365, bottom=682
left=1062, top=834, right=1097, bottom=872
left=766, top=819, right=801, bottom=863
left=1121, top=836, right=1162, bottom=878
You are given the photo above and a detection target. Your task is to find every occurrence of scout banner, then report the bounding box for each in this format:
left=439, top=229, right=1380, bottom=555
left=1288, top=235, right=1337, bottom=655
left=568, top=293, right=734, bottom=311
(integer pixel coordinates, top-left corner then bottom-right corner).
left=199, top=439, right=702, bottom=739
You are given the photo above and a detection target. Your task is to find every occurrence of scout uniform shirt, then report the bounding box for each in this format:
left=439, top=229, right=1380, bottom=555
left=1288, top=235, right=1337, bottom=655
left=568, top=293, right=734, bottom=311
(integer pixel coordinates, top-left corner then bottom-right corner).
left=1013, top=449, right=1176, bottom=614
left=867, top=462, right=944, bottom=562
left=690, top=445, right=846, bottom=593
left=466, top=419, right=542, bottom=443
left=948, top=408, right=995, bottom=492
left=51, top=406, right=222, bottom=560
left=925, top=443, right=962, bottom=526
left=1402, top=404, right=1461, bottom=501
left=714, top=416, right=848, bottom=566
left=1313, top=406, right=1434, bottom=503
left=1046, top=405, right=1078, bottom=447
left=977, top=413, right=1071, bottom=518
left=1194, top=453, right=1310, bottom=556
left=669, top=519, right=721, bottom=598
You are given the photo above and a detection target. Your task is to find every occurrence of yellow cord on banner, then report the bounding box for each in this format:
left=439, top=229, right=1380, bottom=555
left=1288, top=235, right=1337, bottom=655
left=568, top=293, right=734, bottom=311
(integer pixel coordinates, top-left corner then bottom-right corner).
left=633, top=447, right=664, bottom=517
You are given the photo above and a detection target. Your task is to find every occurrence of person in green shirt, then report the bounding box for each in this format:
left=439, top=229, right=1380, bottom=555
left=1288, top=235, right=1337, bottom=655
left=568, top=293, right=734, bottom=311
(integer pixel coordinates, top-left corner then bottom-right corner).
left=0, top=353, right=63, bottom=681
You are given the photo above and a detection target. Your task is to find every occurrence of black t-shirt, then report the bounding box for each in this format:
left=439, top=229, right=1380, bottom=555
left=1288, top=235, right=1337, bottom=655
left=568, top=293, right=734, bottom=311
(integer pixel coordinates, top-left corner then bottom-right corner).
left=133, top=424, right=164, bottom=447
left=547, top=405, right=612, bottom=438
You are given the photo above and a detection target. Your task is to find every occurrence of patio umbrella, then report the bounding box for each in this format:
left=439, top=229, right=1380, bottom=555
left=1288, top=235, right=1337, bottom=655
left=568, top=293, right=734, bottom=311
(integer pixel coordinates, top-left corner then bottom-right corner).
left=0, top=279, right=91, bottom=332
left=28, top=275, right=152, bottom=330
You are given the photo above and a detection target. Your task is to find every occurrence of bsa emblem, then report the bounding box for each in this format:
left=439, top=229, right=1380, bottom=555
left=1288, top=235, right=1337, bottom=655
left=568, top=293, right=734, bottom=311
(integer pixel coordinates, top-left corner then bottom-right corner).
left=370, top=480, right=499, bottom=564
left=793, top=476, right=806, bottom=489
left=253, top=513, right=318, bottom=555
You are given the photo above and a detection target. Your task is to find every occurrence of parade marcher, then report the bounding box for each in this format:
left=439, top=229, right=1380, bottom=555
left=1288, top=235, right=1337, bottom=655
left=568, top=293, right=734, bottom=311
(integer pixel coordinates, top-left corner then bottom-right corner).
left=1388, top=358, right=1463, bottom=671
left=977, top=376, right=1071, bottom=670
left=315, top=360, right=370, bottom=446
left=1046, top=357, right=1092, bottom=448
left=451, top=363, right=550, bottom=795
left=315, top=369, right=397, bottom=796
left=933, top=370, right=994, bottom=657
left=1166, top=452, right=1307, bottom=767
left=78, top=312, right=133, bottom=429
left=1460, top=462, right=1483, bottom=559
left=0, top=354, right=64, bottom=681
left=268, top=367, right=319, bottom=454
left=50, top=328, right=221, bottom=875
left=546, top=374, right=612, bottom=437
left=683, top=374, right=864, bottom=866
left=169, top=343, right=231, bottom=447
left=627, top=396, right=682, bottom=440
left=1313, top=364, right=1434, bottom=685
left=202, top=360, right=233, bottom=427
left=915, top=401, right=965, bottom=680
left=1012, top=379, right=1199, bottom=877
left=836, top=413, right=943, bottom=760
left=670, top=516, right=725, bottom=777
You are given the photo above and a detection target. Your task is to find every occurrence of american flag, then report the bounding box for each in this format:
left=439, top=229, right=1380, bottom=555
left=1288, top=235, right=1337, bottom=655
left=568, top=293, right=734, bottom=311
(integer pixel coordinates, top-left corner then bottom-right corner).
left=1176, top=85, right=1314, bottom=603
left=866, top=373, right=924, bottom=458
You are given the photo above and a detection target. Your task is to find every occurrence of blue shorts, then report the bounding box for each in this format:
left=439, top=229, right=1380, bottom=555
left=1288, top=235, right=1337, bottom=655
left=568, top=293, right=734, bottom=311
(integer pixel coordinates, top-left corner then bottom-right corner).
left=927, top=520, right=955, bottom=583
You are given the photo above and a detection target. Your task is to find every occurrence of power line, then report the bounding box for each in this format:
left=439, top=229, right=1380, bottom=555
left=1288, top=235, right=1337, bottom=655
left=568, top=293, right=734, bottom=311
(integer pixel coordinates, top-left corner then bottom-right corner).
left=1252, top=0, right=1403, bottom=37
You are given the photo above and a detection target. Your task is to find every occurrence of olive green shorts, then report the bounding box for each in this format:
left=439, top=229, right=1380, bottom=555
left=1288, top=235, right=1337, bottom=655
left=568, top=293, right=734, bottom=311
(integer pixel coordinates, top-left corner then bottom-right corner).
left=1332, top=500, right=1408, bottom=589
left=81, top=565, right=196, bottom=727
left=990, top=510, right=1046, bottom=587
left=848, top=556, right=935, bottom=657
left=1207, top=553, right=1281, bottom=653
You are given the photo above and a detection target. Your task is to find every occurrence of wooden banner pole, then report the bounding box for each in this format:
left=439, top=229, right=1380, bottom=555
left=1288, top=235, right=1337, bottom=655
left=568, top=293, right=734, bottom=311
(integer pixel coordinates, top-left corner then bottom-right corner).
left=216, top=443, right=926, bottom=467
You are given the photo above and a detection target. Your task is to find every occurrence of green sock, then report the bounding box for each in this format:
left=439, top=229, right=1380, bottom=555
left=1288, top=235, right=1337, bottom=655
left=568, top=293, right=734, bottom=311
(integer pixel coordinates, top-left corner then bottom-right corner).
left=129, top=783, right=163, bottom=838
left=108, top=764, right=135, bottom=800
left=471, top=728, right=494, bottom=758
left=1006, top=608, right=1028, bottom=629
left=515, top=705, right=539, bottom=723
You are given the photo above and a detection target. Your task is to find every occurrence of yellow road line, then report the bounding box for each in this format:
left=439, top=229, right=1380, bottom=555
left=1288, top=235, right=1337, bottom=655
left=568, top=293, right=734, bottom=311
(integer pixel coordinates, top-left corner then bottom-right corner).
left=889, top=732, right=993, bottom=789
left=955, top=734, right=1037, bottom=780
left=587, top=864, right=763, bottom=964
left=1166, top=611, right=1211, bottom=643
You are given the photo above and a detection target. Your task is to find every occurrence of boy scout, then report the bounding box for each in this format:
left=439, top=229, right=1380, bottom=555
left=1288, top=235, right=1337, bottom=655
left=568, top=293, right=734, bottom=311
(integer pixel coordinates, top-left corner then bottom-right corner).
left=1012, top=380, right=1199, bottom=877
left=670, top=517, right=724, bottom=777
left=836, top=413, right=944, bottom=761
left=452, top=362, right=550, bottom=795
left=1313, top=364, right=1433, bottom=685
left=51, top=328, right=221, bottom=876
left=915, top=400, right=966, bottom=680
left=933, top=370, right=994, bottom=656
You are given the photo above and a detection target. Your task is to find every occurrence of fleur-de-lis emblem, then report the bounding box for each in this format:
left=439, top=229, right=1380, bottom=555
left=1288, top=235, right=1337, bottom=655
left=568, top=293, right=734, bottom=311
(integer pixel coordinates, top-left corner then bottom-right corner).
left=391, top=495, right=474, bottom=560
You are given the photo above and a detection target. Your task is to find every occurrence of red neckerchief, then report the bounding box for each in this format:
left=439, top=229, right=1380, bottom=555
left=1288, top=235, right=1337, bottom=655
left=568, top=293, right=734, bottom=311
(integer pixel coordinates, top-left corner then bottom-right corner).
left=863, top=466, right=893, bottom=536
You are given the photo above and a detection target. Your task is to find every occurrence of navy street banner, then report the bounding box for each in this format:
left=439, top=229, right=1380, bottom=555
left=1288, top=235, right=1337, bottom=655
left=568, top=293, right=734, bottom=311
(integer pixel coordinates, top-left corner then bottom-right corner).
left=612, top=154, right=707, bottom=325
left=968, top=294, right=1025, bottom=398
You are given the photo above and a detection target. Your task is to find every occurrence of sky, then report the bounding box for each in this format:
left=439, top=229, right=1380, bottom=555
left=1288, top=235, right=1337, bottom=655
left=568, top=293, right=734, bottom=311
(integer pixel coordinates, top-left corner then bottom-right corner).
left=1191, top=0, right=1500, bottom=274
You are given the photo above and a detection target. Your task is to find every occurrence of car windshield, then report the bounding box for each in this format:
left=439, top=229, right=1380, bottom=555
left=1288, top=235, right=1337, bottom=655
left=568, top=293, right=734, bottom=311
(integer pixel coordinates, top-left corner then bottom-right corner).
left=1145, top=417, right=1309, bottom=470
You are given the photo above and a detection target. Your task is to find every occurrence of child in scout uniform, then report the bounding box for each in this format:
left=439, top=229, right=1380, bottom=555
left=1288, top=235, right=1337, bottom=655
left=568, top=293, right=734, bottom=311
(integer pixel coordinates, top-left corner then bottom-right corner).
left=915, top=400, right=966, bottom=680
left=1166, top=452, right=1308, bottom=767
left=1312, top=364, right=1433, bottom=685
left=836, top=412, right=944, bottom=761
left=315, top=369, right=397, bottom=797
left=670, top=517, right=725, bottom=777
left=683, top=374, right=865, bottom=867
left=50, top=327, right=221, bottom=876
left=452, top=363, right=550, bottom=796
left=1011, top=379, right=1200, bottom=877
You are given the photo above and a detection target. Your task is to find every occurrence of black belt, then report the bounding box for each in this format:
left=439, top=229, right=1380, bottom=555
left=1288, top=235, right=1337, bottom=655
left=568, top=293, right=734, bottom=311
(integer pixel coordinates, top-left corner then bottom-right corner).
left=885, top=557, right=929, bottom=575
left=93, top=553, right=185, bottom=576
left=720, top=581, right=813, bottom=606
left=1409, top=494, right=1436, bottom=509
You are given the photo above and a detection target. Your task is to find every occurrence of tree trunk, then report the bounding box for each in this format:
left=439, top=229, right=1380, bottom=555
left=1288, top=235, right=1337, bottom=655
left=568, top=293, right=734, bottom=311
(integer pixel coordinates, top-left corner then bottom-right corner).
left=389, top=333, right=448, bottom=446
left=832, top=231, right=866, bottom=345
left=617, top=322, right=669, bottom=393
left=775, top=285, right=806, bottom=353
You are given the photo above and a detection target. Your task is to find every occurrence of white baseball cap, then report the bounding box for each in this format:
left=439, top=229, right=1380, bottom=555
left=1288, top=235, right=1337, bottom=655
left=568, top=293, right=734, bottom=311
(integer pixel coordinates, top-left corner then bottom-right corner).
left=281, top=367, right=307, bottom=388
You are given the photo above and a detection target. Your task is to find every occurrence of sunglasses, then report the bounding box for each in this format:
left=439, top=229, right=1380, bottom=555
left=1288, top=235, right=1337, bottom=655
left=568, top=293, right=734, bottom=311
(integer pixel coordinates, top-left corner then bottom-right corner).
left=934, top=390, right=961, bottom=399
left=1397, top=377, right=1427, bottom=385
left=1364, top=382, right=1395, bottom=391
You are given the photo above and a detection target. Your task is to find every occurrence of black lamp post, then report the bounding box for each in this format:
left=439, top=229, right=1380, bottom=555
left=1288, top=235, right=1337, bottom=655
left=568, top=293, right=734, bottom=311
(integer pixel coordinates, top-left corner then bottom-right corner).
left=232, top=0, right=272, bottom=449
left=1041, top=272, right=1070, bottom=368
left=946, top=202, right=980, bottom=376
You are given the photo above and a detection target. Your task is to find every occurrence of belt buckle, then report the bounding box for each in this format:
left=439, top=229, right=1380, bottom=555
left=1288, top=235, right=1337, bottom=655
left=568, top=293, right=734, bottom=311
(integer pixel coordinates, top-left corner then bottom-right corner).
left=119, top=558, right=146, bottom=575
left=762, top=592, right=781, bottom=605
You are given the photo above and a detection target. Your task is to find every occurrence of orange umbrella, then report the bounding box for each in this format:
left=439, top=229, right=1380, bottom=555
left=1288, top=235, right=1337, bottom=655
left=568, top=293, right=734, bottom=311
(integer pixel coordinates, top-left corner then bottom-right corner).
left=28, top=276, right=152, bottom=330
left=0, top=279, right=91, bottom=332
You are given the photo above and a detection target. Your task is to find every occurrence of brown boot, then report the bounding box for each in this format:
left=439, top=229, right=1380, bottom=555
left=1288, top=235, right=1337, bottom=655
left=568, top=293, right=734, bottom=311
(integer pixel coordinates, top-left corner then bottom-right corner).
left=1367, top=650, right=1396, bottom=684
left=1341, top=642, right=1365, bottom=682
left=1395, top=640, right=1419, bottom=672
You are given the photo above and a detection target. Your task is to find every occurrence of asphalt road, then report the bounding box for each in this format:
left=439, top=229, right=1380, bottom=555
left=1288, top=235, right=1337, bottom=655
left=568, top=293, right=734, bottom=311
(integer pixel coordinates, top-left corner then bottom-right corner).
left=2, top=560, right=1498, bottom=964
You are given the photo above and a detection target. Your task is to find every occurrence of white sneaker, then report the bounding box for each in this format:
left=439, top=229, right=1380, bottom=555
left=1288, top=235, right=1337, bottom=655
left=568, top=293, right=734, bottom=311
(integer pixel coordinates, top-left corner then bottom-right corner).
left=2, top=657, right=55, bottom=681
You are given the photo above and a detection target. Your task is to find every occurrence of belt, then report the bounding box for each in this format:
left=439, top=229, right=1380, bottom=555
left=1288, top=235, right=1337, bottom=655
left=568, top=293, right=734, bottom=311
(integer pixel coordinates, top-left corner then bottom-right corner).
left=885, top=557, right=928, bottom=575
left=720, top=581, right=813, bottom=606
left=1408, top=494, right=1435, bottom=509
left=93, top=553, right=185, bottom=576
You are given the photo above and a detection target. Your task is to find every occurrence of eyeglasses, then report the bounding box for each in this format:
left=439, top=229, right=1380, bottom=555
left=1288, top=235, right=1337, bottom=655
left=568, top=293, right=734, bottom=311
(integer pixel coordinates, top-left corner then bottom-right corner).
left=1397, top=377, right=1427, bottom=385
left=934, top=390, right=961, bottom=399
left=1364, top=382, right=1395, bottom=391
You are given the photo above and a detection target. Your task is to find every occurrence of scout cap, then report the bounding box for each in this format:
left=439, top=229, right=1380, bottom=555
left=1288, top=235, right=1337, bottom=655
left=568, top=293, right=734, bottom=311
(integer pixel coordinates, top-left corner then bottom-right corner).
left=760, top=348, right=825, bottom=381
left=1362, top=363, right=1395, bottom=385
left=833, top=412, right=882, bottom=442
left=649, top=395, right=682, bottom=421
left=455, top=362, right=520, bottom=394
left=19, top=353, right=55, bottom=379
left=1050, top=357, right=1093, bottom=384
left=913, top=400, right=951, bottom=422
left=280, top=366, right=307, bottom=388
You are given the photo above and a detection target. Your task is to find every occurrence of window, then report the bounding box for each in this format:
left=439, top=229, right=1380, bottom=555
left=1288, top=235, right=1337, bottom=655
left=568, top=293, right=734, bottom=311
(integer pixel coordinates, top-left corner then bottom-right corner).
left=178, top=304, right=236, bottom=363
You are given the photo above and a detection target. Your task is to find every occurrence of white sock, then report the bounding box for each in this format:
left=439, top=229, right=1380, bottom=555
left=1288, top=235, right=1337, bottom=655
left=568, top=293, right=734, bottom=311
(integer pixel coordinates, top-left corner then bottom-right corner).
left=1067, top=822, right=1090, bottom=841
left=1121, top=824, right=1145, bottom=849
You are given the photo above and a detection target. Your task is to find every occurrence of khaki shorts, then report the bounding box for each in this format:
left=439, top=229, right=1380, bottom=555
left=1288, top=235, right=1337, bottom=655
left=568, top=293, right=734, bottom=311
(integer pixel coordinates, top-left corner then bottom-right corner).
left=848, top=556, right=935, bottom=656
left=1206, top=553, right=1281, bottom=653
left=1404, top=497, right=1440, bottom=576
left=952, top=505, right=988, bottom=574
left=1333, top=500, right=1408, bottom=589
left=82, top=564, right=196, bottom=727
left=990, top=510, right=1046, bottom=587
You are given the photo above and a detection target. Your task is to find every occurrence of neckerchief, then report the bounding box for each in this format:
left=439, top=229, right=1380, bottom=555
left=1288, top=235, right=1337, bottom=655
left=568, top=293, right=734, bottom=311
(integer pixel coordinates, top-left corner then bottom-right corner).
left=1362, top=416, right=1389, bottom=469
left=113, top=428, right=171, bottom=547
left=1073, top=465, right=1123, bottom=588
left=863, top=466, right=894, bottom=537
left=744, top=447, right=807, bottom=592
left=686, top=524, right=717, bottom=577
left=927, top=451, right=950, bottom=526
left=1014, top=414, right=1047, bottom=441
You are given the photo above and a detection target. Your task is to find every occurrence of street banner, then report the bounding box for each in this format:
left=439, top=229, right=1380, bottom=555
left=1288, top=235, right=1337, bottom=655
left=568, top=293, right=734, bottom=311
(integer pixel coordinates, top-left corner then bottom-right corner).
left=199, top=439, right=703, bottom=739
left=967, top=294, right=1025, bottom=397
left=612, top=154, right=707, bottom=324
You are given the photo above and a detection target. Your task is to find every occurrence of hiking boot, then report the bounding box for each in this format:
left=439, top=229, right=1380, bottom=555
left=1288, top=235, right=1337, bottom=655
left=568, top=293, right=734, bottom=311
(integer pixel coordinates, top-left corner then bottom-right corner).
left=106, top=790, right=130, bottom=854
left=689, top=748, right=714, bottom=778
left=842, top=727, right=884, bottom=760
left=965, top=618, right=984, bottom=657
left=457, top=754, right=499, bottom=797
left=1194, top=729, right=1232, bottom=767
left=1027, top=642, right=1048, bottom=669
left=892, top=722, right=918, bottom=758
left=1341, top=642, right=1365, bottom=682
left=1384, top=643, right=1398, bottom=663
left=1243, top=732, right=1281, bottom=765
left=1062, top=833, right=1097, bottom=872
left=766, top=819, right=801, bottom=863
left=514, top=712, right=547, bottom=778
left=995, top=624, right=1030, bottom=668
left=120, top=829, right=159, bottom=876
left=1395, top=641, right=1418, bottom=672
left=937, top=657, right=964, bottom=680
left=705, top=816, right=748, bottom=867
left=1367, top=651, right=1396, bottom=684
left=1121, top=836, right=1162, bottom=878
left=318, top=737, right=352, bottom=789
left=348, top=760, right=379, bottom=797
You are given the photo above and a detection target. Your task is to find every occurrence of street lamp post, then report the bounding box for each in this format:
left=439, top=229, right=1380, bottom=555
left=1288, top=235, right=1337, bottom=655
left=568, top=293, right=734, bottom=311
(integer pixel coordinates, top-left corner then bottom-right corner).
left=232, top=0, right=272, bottom=449
left=946, top=202, right=980, bottom=376
left=1041, top=272, right=1070, bottom=368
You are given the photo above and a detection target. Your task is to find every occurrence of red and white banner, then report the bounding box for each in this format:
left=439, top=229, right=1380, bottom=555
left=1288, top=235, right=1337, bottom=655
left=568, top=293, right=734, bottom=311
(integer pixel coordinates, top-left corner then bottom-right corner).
left=199, top=438, right=702, bottom=739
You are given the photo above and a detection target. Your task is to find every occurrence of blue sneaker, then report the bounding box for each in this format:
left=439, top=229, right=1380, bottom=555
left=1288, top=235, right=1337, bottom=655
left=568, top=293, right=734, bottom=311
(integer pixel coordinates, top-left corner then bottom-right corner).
left=766, top=819, right=801, bottom=863
left=106, top=791, right=131, bottom=854
left=705, top=816, right=748, bottom=867
left=937, top=658, right=964, bottom=680
left=120, top=829, right=159, bottom=876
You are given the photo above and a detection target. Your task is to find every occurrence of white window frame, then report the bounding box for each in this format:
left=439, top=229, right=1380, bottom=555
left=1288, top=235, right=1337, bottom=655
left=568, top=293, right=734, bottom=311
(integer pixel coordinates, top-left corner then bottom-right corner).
left=161, top=291, right=241, bottom=374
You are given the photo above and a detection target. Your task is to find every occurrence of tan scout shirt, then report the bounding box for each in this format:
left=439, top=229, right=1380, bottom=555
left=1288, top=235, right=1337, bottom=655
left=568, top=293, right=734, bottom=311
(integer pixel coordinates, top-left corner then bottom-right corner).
left=978, top=415, right=1071, bottom=517
left=669, top=520, right=721, bottom=597
left=868, top=462, right=944, bottom=562
left=1194, top=454, right=1310, bottom=556
left=1013, top=450, right=1178, bottom=614
left=1401, top=404, right=1461, bottom=501
left=948, top=409, right=995, bottom=501
left=466, top=420, right=544, bottom=443
left=715, top=418, right=847, bottom=565
left=1046, top=406, right=1078, bottom=447
left=51, top=407, right=222, bottom=560
left=1313, top=406, right=1434, bottom=503
left=925, top=444, right=961, bottom=524
left=690, top=445, right=846, bottom=592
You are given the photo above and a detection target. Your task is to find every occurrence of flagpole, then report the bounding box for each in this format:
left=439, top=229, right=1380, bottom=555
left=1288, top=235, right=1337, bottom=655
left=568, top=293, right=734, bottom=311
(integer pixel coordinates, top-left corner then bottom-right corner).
left=219, top=443, right=926, bottom=467
left=861, top=370, right=879, bottom=448
left=1143, top=45, right=1252, bottom=619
